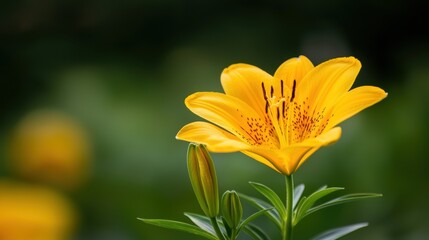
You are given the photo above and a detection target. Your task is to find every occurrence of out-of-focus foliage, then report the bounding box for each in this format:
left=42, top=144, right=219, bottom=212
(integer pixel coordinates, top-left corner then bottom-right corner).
left=0, top=0, right=427, bottom=239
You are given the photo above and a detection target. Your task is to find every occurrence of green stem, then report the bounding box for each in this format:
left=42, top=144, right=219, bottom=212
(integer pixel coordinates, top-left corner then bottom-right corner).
left=283, top=174, right=294, bottom=240
left=210, top=217, right=226, bottom=240
left=230, top=229, right=237, bottom=240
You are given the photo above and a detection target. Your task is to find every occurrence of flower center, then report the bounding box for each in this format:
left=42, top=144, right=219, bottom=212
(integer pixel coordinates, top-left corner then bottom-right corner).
left=261, top=80, right=332, bottom=147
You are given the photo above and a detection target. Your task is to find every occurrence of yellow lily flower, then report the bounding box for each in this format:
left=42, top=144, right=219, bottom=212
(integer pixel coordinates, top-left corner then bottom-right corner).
left=177, top=56, right=387, bottom=175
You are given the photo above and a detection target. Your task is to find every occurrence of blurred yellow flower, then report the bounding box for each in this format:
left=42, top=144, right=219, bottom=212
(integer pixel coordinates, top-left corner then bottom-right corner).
left=9, top=110, right=91, bottom=189
left=177, top=56, right=387, bottom=175
left=0, top=180, right=76, bottom=240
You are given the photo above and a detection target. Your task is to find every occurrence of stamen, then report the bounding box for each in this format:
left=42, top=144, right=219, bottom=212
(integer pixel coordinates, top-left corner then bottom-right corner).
left=282, top=101, right=286, bottom=118
left=261, top=82, right=268, bottom=113
left=261, top=82, right=267, bottom=100
left=290, top=79, right=296, bottom=102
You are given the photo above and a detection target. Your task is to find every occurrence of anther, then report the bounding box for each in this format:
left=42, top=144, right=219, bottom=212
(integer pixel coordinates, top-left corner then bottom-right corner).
left=261, top=82, right=269, bottom=113
left=290, top=79, right=296, bottom=102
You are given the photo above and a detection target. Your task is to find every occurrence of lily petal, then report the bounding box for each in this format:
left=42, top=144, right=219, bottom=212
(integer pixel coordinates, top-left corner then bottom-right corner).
left=241, top=150, right=281, bottom=173
left=221, top=64, right=272, bottom=117
left=285, top=127, right=342, bottom=173
left=297, top=127, right=342, bottom=147
left=298, top=57, right=361, bottom=112
left=274, top=55, right=314, bottom=90
left=185, top=92, right=277, bottom=147
left=295, top=147, right=320, bottom=171
left=244, top=146, right=315, bottom=175
left=177, top=121, right=250, bottom=152
left=293, top=127, right=342, bottom=171
left=328, top=86, right=388, bottom=128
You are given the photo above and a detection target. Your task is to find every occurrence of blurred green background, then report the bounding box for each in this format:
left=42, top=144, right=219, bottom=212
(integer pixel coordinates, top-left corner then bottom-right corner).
left=0, top=0, right=428, bottom=239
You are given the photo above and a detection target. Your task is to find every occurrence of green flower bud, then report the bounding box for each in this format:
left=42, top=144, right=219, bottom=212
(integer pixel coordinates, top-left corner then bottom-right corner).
left=221, top=190, right=242, bottom=229
left=187, top=143, right=219, bottom=217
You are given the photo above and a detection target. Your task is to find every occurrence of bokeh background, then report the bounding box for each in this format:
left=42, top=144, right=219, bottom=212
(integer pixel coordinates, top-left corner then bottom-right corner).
left=1, top=0, right=428, bottom=239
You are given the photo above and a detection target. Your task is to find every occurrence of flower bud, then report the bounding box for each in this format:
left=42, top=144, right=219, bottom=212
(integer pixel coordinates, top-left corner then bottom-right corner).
left=221, top=190, right=242, bottom=229
left=187, top=143, right=219, bottom=217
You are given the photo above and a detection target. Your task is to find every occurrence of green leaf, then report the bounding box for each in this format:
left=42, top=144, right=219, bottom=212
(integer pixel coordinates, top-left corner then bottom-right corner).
left=293, top=184, right=305, bottom=210
left=294, top=187, right=344, bottom=225
left=311, top=222, right=368, bottom=240
left=139, top=218, right=217, bottom=240
left=238, top=208, right=273, bottom=230
left=184, top=213, right=215, bottom=235
left=249, top=182, right=286, bottom=220
left=243, top=223, right=272, bottom=240
left=293, top=195, right=306, bottom=223
left=239, top=193, right=282, bottom=229
left=305, top=193, right=382, bottom=218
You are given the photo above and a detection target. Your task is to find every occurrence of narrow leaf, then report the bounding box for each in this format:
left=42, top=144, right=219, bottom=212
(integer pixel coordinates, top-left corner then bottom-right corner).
left=293, top=184, right=305, bottom=210
left=139, top=218, right=217, bottom=240
left=305, top=193, right=382, bottom=218
left=249, top=182, right=286, bottom=219
left=293, top=195, right=305, bottom=223
left=238, top=208, right=273, bottom=230
left=239, top=193, right=282, bottom=229
left=294, top=187, right=343, bottom=225
left=184, top=213, right=215, bottom=235
left=243, top=224, right=272, bottom=240
left=311, top=222, right=368, bottom=240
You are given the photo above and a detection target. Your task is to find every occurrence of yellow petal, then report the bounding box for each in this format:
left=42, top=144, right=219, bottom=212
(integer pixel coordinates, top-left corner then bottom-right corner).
left=328, top=86, right=388, bottom=128
left=185, top=92, right=261, bottom=139
left=283, top=146, right=317, bottom=174
left=295, top=147, right=320, bottom=171
left=274, top=55, right=314, bottom=90
left=176, top=122, right=250, bottom=152
left=243, top=148, right=291, bottom=174
left=274, top=127, right=342, bottom=174
left=297, top=57, right=361, bottom=112
left=297, top=127, right=342, bottom=147
left=246, top=146, right=315, bottom=175
left=293, top=127, right=342, bottom=170
left=241, top=150, right=281, bottom=173
left=225, top=128, right=341, bottom=175
left=221, top=64, right=272, bottom=117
